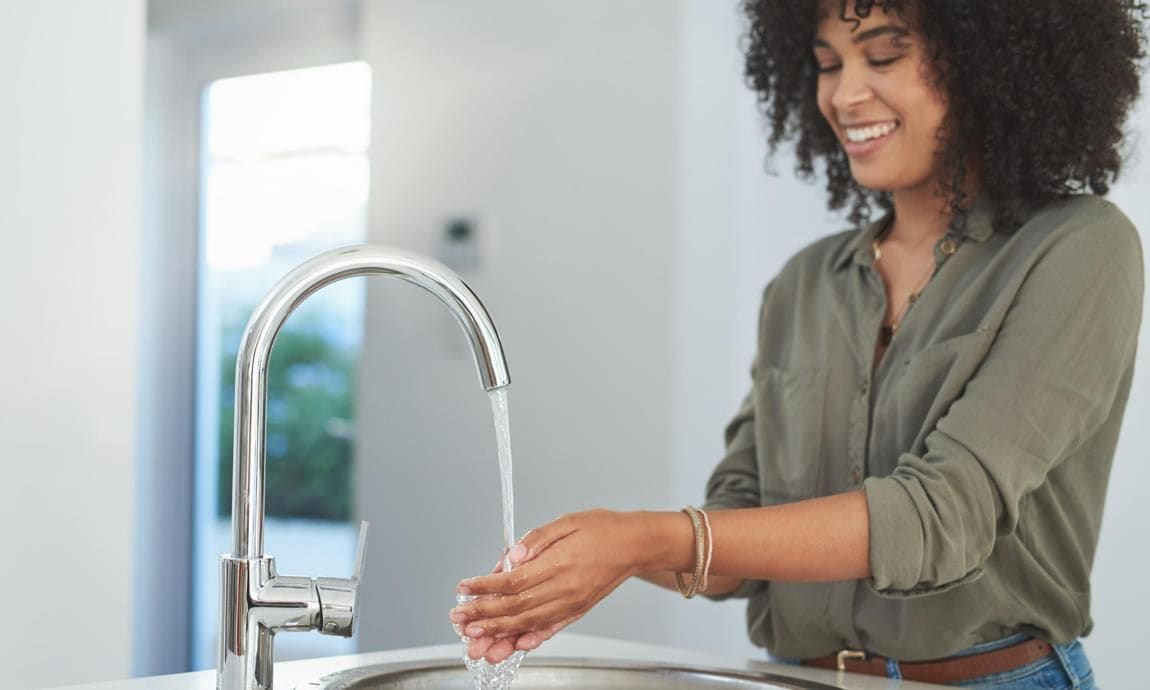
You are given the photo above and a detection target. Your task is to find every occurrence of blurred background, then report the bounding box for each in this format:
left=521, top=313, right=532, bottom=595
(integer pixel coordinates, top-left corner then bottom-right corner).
left=1, top=1, right=1147, bottom=688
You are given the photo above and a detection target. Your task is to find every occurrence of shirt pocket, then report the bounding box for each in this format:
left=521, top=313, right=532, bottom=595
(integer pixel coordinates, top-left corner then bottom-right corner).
left=888, top=329, right=995, bottom=454
left=754, top=365, right=827, bottom=502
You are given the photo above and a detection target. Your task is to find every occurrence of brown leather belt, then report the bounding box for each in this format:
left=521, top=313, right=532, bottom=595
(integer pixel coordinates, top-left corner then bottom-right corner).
left=801, top=638, right=1053, bottom=685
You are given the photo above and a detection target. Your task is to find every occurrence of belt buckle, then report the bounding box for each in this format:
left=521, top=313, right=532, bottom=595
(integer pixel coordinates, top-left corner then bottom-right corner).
left=836, top=649, right=867, bottom=671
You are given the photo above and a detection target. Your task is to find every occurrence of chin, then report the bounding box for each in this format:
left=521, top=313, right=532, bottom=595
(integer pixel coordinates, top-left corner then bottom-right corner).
left=847, top=172, right=896, bottom=193
left=848, top=166, right=929, bottom=196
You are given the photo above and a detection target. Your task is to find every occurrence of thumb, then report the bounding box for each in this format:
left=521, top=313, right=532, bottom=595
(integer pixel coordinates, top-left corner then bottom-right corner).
left=508, top=514, right=579, bottom=566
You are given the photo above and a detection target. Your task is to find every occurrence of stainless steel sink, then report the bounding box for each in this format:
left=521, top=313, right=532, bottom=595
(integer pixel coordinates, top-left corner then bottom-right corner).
left=301, top=657, right=843, bottom=689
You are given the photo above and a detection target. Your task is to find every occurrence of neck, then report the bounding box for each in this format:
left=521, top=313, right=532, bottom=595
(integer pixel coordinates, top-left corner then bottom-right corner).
left=885, top=186, right=953, bottom=249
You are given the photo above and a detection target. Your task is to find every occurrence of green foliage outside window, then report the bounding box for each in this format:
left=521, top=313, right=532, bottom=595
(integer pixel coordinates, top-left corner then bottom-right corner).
left=216, top=313, right=356, bottom=521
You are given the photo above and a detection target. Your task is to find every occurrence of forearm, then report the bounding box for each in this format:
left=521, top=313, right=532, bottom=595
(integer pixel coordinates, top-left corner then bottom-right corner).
left=636, top=571, right=679, bottom=591
left=630, top=491, right=871, bottom=582
left=452, top=497, right=869, bottom=648
left=636, top=570, right=745, bottom=595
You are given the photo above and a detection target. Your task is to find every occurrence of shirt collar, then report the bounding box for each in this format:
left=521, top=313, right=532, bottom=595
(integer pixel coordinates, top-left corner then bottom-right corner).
left=832, top=196, right=996, bottom=272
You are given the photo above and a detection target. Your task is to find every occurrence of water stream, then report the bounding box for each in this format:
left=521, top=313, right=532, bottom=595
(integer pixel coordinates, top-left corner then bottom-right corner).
left=456, top=387, right=527, bottom=690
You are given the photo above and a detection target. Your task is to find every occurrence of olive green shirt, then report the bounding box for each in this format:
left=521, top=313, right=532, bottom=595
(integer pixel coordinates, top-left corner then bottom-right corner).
left=704, top=194, right=1143, bottom=661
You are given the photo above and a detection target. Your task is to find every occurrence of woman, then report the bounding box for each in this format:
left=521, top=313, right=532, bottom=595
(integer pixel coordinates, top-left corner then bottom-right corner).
left=450, top=1, right=1147, bottom=686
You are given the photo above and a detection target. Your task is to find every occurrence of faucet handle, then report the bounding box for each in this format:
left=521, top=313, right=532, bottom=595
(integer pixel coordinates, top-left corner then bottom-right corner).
left=353, top=519, right=369, bottom=581
left=315, top=520, right=370, bottom=637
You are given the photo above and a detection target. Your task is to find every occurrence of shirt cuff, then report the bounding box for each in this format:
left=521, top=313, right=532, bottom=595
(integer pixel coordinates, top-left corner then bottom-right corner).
left=863, top=476, right=984, bottom=598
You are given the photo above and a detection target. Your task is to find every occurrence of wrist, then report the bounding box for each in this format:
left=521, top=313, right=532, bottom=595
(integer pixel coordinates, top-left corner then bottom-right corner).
left=623, top=510, right=696, bottom=575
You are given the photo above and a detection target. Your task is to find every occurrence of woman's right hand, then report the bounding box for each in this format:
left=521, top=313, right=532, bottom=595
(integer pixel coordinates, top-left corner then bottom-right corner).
left=453, top=542, right=579, bottom=663
left=451, top=510, right=649, bottom=662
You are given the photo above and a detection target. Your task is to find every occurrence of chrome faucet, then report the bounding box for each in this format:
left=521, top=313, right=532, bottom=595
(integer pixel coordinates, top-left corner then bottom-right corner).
left=218, top=245, right=511, bottom=690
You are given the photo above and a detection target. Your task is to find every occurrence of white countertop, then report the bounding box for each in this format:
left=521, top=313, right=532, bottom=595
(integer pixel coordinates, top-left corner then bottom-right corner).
left=49, top=633, right=944, bottom=690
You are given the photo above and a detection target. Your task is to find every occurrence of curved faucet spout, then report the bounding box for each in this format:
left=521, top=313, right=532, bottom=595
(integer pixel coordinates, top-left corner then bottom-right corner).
left=230, top=244, right=510, bottom=560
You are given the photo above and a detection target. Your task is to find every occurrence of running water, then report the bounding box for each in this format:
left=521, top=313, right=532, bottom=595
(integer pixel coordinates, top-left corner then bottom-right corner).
left=490, top=387, right=516, bottom=572
left=455, top=387, right=527, bottom=690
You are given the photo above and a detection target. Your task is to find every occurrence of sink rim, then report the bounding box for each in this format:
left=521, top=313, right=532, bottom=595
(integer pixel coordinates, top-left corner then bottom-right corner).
left=298, top=655, right=845, bottom=690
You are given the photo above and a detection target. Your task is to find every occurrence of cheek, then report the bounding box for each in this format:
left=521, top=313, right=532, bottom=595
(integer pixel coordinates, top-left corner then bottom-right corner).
left=886, top=84, right=946, bottom=140
left=908, top=99, right=948, bottom=148
left=816, top=82, right=835, bottom=125
left=908, top=79, right=950, bottom=137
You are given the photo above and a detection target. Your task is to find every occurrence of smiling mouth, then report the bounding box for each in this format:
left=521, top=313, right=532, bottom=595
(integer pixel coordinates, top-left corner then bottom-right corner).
left=844, top=121, right=900, bottom=144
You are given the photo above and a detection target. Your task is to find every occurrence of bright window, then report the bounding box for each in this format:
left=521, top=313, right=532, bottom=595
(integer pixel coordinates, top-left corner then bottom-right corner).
left=191, top=61, right=371, bottom=669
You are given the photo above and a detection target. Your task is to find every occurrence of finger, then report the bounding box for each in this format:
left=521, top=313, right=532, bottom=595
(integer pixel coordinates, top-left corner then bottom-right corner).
left=514, top=631, right=542, bottom=652
left=464, top=561, right=629, bottom=638
left=454, top=583, right=552, bottom=625
left=459, top=516, right=585, bottom=595
left=540, top=612, right=583, bottom=640
left=466, top=635, right=495, bottom=661
left=509, top=516, right=580, bottom=566
left=459, top=559, right=543, bottom=597
left=464, top=598, right=577, bottom=639
left=514, top=613, right=580, bottom=652
left=483, top=638, right=518, bottom=664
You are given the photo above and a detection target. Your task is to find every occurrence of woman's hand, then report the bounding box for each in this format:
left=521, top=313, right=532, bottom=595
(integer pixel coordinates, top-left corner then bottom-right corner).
left=452, top=548, right=573, bottom=663
left=460, top=611, right=584, bottom=663
left=450, top=510, right=653, bottom=661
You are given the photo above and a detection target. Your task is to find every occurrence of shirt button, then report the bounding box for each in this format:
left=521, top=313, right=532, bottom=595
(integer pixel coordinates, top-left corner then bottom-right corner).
left=850, top=466, right=863, bottom=485
left=939, top=238, right=958, bottom=256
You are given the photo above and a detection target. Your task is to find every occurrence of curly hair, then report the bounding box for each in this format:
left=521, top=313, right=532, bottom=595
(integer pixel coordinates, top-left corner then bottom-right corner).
left=743, top=0, right=1148, bottom=232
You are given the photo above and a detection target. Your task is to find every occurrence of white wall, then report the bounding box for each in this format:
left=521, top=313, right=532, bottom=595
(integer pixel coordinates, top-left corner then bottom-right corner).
left=1082, top=90, right=1150, bottom=689
left=666, top=0, right=845, bottom=658
left=0, top=1, right=145, bottom=686
left=355, top=0, right=681, bottom=651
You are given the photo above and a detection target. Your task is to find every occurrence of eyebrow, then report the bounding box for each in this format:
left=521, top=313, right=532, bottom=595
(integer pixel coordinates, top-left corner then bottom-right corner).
left=813, top=25, right=910, bottom=48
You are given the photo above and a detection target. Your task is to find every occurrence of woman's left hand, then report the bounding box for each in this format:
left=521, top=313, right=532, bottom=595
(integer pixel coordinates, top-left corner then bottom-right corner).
left=450, top=510, right=649, bottom=657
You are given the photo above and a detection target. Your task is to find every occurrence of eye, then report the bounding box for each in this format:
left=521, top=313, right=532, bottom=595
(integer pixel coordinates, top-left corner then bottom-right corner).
left=816, top=63, right=842, bottom=74
left=868, top=56, right=903, bottom=68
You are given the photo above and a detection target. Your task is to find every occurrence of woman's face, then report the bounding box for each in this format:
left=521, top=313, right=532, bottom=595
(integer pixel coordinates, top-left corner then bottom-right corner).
left=813, top=3, right=948, bottom=195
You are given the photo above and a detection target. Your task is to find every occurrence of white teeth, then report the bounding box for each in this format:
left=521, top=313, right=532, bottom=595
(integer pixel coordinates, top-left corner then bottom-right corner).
left=845, top=122, right=898, bottom=143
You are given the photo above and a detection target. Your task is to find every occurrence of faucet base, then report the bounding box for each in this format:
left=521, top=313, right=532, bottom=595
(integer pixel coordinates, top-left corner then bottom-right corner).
left=217, top=556, right=321, bottom=690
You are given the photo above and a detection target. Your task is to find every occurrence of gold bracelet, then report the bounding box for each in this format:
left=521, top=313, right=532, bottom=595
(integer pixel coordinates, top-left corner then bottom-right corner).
left=698, top=507, right=714, bottom=593
left=674, top=507, right=702, bottom=597
left=675, top=506, right=706, bottom=598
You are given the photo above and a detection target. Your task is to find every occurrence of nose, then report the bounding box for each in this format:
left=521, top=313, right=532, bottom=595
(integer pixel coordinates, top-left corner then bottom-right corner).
left=830, top=64, right=874, bottom=114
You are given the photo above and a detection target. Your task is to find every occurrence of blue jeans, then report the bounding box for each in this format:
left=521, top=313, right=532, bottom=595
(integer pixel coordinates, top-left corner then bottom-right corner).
left=775, top=635, right=1095, bottom=689
left=944, top=634, right=1095, bottom=689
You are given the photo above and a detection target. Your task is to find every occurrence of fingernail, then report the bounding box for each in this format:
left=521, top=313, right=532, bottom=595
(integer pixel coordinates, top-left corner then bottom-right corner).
left=457, top=584, right=472, bottom=595
left=465, top=625, right=485, bottom=638
left=508, top=543, right=528, bottom=562
left=450, top=611, right=466, bottom=623
left=520, top=635, right=539, bottom=650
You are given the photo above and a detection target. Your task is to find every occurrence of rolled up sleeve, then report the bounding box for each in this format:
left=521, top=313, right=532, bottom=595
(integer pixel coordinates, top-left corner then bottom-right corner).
left=865, top=210, right=1144, bottom=596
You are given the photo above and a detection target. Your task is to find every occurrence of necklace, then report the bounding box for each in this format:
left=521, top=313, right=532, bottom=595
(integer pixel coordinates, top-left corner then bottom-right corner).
left=872, top=235, right=938, bottom=346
